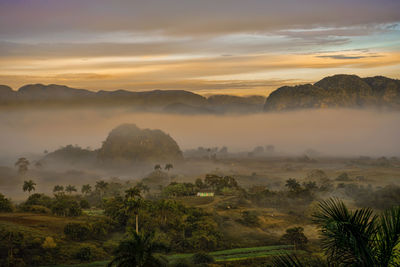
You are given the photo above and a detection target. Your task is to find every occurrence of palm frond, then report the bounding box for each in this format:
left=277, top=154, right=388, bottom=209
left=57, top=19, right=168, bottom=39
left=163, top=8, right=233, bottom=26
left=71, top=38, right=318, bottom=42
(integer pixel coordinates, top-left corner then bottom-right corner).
left=376, top=206, right=400, bottom=267
left=272, top=253, right=307, bottom=267
left=313, top=198, right=377, bottom=266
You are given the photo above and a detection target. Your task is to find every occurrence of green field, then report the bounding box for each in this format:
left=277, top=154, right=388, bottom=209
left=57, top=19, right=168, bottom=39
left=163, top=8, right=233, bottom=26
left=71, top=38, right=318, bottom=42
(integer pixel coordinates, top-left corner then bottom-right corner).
left=46, top=245, right=294, bottom=266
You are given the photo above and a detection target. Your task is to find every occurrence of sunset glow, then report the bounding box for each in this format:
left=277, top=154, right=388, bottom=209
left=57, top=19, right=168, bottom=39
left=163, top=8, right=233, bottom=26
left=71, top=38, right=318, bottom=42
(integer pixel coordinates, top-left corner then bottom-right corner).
left=1, top=0, right=400, bottom=95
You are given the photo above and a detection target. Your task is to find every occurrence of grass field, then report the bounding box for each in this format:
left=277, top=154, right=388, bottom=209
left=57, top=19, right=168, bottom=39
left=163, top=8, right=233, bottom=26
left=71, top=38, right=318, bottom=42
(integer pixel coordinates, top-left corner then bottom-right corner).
left=46, top=245, right=295, bottom=266
left=168, top=244, right=294, bottom=262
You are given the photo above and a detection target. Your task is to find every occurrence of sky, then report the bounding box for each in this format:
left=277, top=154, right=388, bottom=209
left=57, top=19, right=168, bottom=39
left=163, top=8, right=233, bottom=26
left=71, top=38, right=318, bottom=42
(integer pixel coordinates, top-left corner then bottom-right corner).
left=0, top=0, right=400, bottom=96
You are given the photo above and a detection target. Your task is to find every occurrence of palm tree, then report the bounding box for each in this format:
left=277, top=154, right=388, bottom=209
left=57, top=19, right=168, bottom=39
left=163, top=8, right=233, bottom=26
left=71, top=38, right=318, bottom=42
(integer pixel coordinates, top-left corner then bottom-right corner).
left=95, top=180, right=108, bottom=198
left=125, top=186, right=141, bottom=199
left=164, top=163, right=173, bottom=184
left=285, top=178, right=301, bottom=192
left=273, top=253, right=327, bottom=267
left=22, top=180, right=36, bottom=195
left=154, top=164, right=161, bottom=171
left=81, top=184, right=92, bottom=195
left=164, top=163, right=173, bottom=172
left=108, top=231, right=167, bottom=267
left=65, top=185, right=77, bottom=194
left=53, top=185, right=64, bottom=194
left=136, top=182, right=150, bottom=195
left=274, top=198, right=400, bottom=267
left=125, top=187, right=143, bottom=234
left=154, top=199, right=177, bottom=227
left=34, top=161, right=43, bottom=169
left=15, top=158, right=29, bottom=176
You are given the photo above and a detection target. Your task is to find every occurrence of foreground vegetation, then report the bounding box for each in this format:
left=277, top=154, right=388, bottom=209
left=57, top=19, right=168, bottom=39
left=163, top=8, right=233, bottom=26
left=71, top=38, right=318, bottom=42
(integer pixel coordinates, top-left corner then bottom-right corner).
left=1, top=155, right=400, bottom=266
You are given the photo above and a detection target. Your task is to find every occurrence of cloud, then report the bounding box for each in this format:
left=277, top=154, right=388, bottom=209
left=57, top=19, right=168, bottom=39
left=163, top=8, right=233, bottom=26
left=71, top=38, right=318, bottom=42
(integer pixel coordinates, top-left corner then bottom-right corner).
left=1, top=0, right=399, bottom=94
left=316, top=54, right=382, bottom=60
left=1, top=0, right=400, bottom=38
left=1, top=51, right=399, bottom=94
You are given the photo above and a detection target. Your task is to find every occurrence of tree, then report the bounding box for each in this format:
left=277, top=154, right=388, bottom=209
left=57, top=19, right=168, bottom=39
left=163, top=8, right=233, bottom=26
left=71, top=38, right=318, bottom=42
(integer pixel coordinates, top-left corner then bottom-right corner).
left=64, top=223, right=91, bottom=241
left=125, top=187, right=143, bottom=234
left=303, top=181, right=318, bottom=191
left=51, top=195, right=82, bottom=217
left=22, top=180, right=36, bottom=195
left=125, top=186, right=141, bottom=199
left=65, top=185, right=77, bottom=194
left=195, top=178, right=204, bottom=189
left=34, top=161, right=43, bottom=169
left=81, top=184, right=92, bottom=195
left=95, top=180, right=108, bottom=198
left=15, top=158, right=29, bottom=176
left=280, top=227, right=308, bottom=249
left=135, top=182, right=150, bottom=195
left=154, top=164, right=162, bottom=171
left=0, top=193, right=13, bottom=212
left=239, top=211, right=260, bottom=227
left=164, top=163, right=174, bottom=184
left=275, top=198, right=400, bottom=266
left=164, top=163, right=173, bottom=172
left=153, top=199, right=177, bottom=227
left=285, top=178, right=301, bottom=192
left=108, top=231, right=167, bottom=267
left=53, top=185, right=64, bottom=194
left=204, top=174, right=239, bottom=193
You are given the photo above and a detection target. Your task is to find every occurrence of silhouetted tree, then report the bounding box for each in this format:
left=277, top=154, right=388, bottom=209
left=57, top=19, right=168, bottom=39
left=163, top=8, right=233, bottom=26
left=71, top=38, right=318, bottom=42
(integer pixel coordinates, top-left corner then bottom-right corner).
left=285, top=178, right=301, bottom=192
left=34, top=161, right=43, bottom=169
left=274, top=198, right=400, bottom=266
left=135, top=182, right=150, bottom=195
left=22, top=180, right=36, bottom=195
left=125, top=187, right=142, bottom=233
left=154, top=164, right=162, bottom=171
left=95, top=180, right=108, bottom=198
left=81, top=184, right=92, bottom=195
left=65, top=185, right=77, bottom=194
left=281, top=227, right=308, bottom=250
left=53, top=185, right=64, bottom=194
left=164, top=163, right=173, bottom=171
left=108, top=231, right=167, bottom=267
left=15, top=158, right=29, bottom=176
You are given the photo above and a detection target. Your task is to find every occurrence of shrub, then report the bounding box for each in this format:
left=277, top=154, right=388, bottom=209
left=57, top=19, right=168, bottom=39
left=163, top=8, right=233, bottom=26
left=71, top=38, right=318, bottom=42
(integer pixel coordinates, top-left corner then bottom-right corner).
left=64, top=223, right=91, bottom=241
left=51, top=196, right=82, bottom=217
left=42, top=236, right=57, bottom=249
left=20, top=204, right=51, bottom=214
left=68, top=201, right=82, bottom=217
left=90, top=220, right=111, bottom=239
left=191, top=252, right=215, bottom=264
left=76, top=246, right=92, bottom=261
left=0, top=193, right=13, bottom=212
left=280, top=227, right=308, bottom=249
left=238, top=211, right=260, bottom=227
left=80, top=199, right=90, bottom=209
left=336, top=172, right=351, bottom=181
left=24, top=193, right=52, bottom=208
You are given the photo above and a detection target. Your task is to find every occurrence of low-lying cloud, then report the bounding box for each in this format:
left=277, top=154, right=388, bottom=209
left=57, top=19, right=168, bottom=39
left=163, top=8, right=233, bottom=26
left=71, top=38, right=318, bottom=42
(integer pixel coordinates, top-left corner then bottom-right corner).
left=1, top=108, right=399, bottom=165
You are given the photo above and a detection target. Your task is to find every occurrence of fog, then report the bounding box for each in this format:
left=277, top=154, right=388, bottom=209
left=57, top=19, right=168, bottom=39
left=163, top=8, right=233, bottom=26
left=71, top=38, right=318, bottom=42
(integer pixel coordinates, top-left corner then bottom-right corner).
left=1, top=107, right=400, bottom=165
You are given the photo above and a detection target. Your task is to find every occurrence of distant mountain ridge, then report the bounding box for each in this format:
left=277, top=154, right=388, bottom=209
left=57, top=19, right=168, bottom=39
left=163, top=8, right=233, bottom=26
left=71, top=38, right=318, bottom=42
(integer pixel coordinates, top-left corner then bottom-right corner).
left=1, top=74, right=399, bottom=113
left=263, top=75, right=400, bottom=111
left=0, top=83, right=265, bottom=113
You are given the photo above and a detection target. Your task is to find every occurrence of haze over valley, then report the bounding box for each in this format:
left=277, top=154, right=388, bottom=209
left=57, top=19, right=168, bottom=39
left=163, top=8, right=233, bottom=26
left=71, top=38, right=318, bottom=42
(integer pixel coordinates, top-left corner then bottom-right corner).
left=1, top=1, right=400, bottom=266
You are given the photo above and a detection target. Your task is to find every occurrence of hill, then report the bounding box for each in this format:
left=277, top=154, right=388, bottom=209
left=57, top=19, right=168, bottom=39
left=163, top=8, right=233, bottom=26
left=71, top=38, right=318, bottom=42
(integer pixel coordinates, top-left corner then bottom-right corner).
left=97, top=124, right=183, bottom=166
left=2, top=75, right=399, bottom=112
left=42, top=145, right=97, bottom=168
left=0, top=83, right=265, bottom=113
left=264, top=75, right=400, bottom=111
